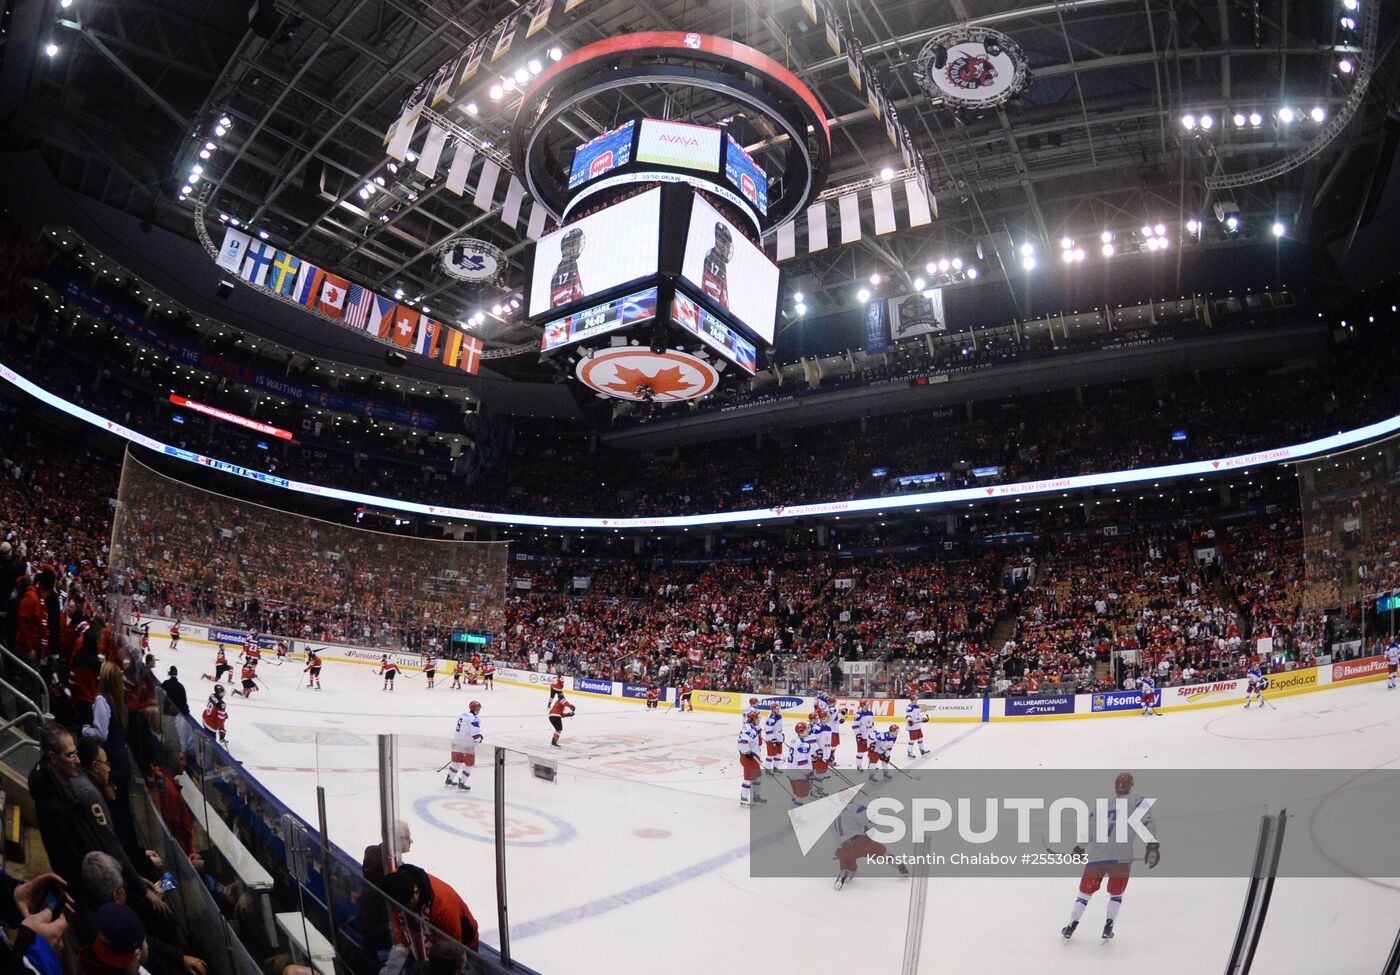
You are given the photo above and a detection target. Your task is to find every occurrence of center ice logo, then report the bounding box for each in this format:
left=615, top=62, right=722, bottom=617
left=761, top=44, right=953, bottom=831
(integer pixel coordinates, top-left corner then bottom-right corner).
left=414, top=795, right=577, bottom=848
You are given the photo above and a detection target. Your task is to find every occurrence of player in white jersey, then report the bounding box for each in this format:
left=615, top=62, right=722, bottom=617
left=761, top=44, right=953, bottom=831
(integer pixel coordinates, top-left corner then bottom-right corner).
left=1137, top=675, right=1159, bottom=716
left=904, top=700, right=929, bottom=758
left=446, top=702, right=483, bottom=791
left=806, top=711, right=833, bottom=795
left=1386, top=643, right=1399, bottom=689
left=869, top=724, right=899, bottom=780
left=833, top=801, right=910, bottom=890
left=1061, top=772, right=1160, bottom=942
left=1243, top=666, right=1268, bottom=708
left=852, top=702, right=875, bottom=770
left=737, top=711, right=766, bottom=806
left=786, top=721, right=817, bottom=804
left=760, top=702, right=785, bottom=771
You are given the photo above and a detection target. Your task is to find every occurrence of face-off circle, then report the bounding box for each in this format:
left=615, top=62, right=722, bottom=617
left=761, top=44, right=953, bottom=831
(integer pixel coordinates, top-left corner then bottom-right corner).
left=575, top=348, right=719, bottom=402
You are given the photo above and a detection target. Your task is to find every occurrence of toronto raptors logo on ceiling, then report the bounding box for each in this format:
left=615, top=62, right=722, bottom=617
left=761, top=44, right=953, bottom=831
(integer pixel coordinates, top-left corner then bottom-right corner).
left=916, top=27, right=1031, bottom=110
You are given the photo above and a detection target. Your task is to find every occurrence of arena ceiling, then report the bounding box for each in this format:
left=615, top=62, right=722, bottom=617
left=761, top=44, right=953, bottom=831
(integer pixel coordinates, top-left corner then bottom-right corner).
left=6, top=0, right=1398, bottom=373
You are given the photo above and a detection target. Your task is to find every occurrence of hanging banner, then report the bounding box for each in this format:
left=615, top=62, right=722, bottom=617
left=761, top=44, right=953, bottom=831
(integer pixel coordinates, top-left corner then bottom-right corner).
left=527, top=0, right=555, bottom=37
left=864, top=298, right=889, bottom=356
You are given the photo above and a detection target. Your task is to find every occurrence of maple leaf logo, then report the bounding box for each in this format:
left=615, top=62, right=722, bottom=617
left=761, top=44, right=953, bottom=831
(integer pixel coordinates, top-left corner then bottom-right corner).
left=603, top=364, right=695, bottom=397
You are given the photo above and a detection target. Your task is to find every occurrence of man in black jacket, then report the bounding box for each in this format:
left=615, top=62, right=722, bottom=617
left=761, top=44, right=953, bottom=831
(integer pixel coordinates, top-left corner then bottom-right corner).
left=159, top=668, right=189, bottom=719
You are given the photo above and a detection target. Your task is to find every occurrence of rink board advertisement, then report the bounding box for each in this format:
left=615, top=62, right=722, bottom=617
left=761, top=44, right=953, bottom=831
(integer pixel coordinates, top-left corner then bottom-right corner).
left=748, top=769, right=1400, bottom=879
left=1089, top=690, right=1141, bottom=713
left=1331, top=655, right=1389, bottom=683
left=1003, top=695, right=1075, bottom=717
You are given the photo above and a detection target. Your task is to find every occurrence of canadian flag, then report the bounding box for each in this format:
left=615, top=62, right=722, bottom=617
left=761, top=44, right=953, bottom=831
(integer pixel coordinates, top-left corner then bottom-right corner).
left=317, top=273, right=351, bottom=317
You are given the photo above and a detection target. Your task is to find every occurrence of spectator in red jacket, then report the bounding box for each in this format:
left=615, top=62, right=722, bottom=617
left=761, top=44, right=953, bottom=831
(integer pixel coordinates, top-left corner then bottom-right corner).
left=15, top=571, right=49, bottom=661
left=380, top=863, right=478, bottom=951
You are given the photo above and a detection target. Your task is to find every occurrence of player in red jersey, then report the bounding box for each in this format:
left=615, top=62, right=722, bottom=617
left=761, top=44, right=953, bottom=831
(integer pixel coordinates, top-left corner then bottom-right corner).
left=304, top=649, right=322, bottom=689
left=481, top=661, right=494, bottom=689
left=451, top=659, right=465, bottom=689
left=202, top=685, right=228, bottom=743
left=232, top=662, right=258, bottom=697
left=645, top=684, right=660, bottom=710
left=241, top=639, right=261, bottom=669
left=169, top=620, right=181, bottom=649
left=379, top=655, right=399, bottom=690
left=274, top=640, right=289, bottom=664
left=548, top=228, right=586, bottom=309
left=424, top=658, right=437, bottom=689
left=675, top=682, right=694, bottom=712
left=548, top=695, right=576, bottom=747
left=699, top=222, right=733, bottom=309
left=203, top=646, right=233, bottom=684
left=548, top=674, right=565, bottom=703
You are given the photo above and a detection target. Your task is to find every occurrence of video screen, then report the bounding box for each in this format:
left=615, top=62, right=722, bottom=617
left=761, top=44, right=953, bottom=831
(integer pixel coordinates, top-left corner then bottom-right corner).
left=529, top=187, right=661, bottom=318
left=679, top=194, right=778, bottom=345
left=568, top=120, right=635, bottom=190
left=636, top=119, right=721, bottom=172
left=540, top=287, right=659, bottom=352
left=673, top=290, right=758, bottom=374
left=724, top=135, right=769, bottom=217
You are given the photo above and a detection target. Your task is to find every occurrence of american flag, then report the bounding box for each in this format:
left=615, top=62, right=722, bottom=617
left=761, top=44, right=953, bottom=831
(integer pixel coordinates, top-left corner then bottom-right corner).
left=342, top=284, right=374, bottom=332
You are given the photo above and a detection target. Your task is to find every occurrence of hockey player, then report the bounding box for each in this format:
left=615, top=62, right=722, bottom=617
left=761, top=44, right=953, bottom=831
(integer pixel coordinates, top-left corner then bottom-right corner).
left=1386, top=641, right=1399, bottom=689
left=380, top=655, right=399, bottom=691
left=304, top=649, right=323, bottom=689
left=761, top=701, right=784, bottom=771
left=785, top=721, right=817, bottom=804
left=549, top=228, right=586, bottom=309
left=169, top=620, right=181, bottom=650
left=1138, top=674, right=1159, bottom=716
left=274, top=640, right=289, bottom=664
left=232, top=662, right=258, bottom=698
left=548, top=674, right=565, bottom=703
left=645, top=684, right=660, bottom=711
left=139, top=623, right=151, bottom=654
left=699, top=222, right=733, bottom=309
left=1061, top=771, right=1160, bottom=942
left=870, top=724, right=900, bottom=780
left=676, top=682, right=694, bottom=712
left=834, top=802, right=909, bottom=890
left=202, top=684, right=228, bottom=744
left=852, top=701, right=875, bottom=770
left=807, top=710, right=834, bottom=794
left=446, top=702, right=483, bottom=791
left=240, top=638, right=262, bottom=669
left=737, top=711, right=766, bottom=807
left=905, top=699, right=929, bottom=759
left=203, top=646, right=234, bottom=684
left=424, top=658, right=437, bottom=689
left=482, top=660, right=494, bottom=690
left=548, top=695, right=576, bottom=747
left=1243, top=665, right=1268, bottom=708
left=451, top=659, right=465, bottom=690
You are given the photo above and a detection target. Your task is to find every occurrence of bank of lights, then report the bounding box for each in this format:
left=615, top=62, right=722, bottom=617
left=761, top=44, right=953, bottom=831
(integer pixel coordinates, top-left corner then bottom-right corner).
left=1060, top=239, right=1086, bottom=263
left=1020, top=242, right=1036, bottom=271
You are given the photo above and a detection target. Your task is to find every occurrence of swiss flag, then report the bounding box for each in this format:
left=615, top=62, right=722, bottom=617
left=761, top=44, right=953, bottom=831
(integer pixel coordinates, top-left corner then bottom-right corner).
left=391, top=305, right=419, bottom=348
left=317, top=273, right=351, bottom=318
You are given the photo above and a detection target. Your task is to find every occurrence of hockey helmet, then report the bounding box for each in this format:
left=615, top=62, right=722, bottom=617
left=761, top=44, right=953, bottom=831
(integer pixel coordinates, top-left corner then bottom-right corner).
left=1115, top=772, right=1135, bottom=795
left=794, top=721, right=808, bottom=735
left=470, top=701, right=482, bottom=713
left=213, top=684, right=225, bottom=698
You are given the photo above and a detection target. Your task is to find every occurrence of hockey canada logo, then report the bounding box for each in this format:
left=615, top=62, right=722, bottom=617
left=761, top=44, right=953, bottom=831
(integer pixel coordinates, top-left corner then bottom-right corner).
left=740, top=172, right=756, bottom=202
left=683, top=32, right=702, bottom=49
left=589, top=150, right=614, bottom=177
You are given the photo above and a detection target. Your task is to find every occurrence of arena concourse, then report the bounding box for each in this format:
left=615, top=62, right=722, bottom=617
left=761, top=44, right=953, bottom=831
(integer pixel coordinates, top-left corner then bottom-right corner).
left=0, top=1, right=1398, bottom=973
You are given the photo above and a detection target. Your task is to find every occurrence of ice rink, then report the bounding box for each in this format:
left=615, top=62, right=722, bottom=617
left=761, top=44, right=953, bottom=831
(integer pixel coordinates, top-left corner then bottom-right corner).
left=153, top=637, right=1400, bottom=974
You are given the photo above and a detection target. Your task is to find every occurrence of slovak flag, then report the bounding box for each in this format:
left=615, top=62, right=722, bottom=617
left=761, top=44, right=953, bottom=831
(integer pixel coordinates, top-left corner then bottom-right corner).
left=391, top=304, right=419, bottom=348
left=318, top=273, right=351, bottom=318
left=372, top=294, right=399, bottom=340
left=459, top=335, right=482, bottom=375
left=416, top=318, right=440, bottom=356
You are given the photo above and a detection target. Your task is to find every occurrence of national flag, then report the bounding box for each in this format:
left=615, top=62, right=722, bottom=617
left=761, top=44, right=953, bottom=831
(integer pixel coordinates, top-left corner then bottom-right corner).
left=416, top=318, right=440, bottom=356
left=267, top=250, right=302, bottom=297
left=318, top=273, right=351, bottom=318
left=293, top=263, right=324, bottom=307
left=239, top=241, right=277, bottom=287
left=391, top=305, right=420, bottom=348
left=440, top=327, right=463, bottom=367
left=342, top=284, right=374, bottom=331
left=372, top=295, right=399, bottom=340
left=459, top=334, right=482, bottom=375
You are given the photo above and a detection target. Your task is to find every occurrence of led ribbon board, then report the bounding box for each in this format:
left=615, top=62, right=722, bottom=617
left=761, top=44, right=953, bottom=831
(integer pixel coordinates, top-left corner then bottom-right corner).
left=5, top=363, right=1398, bottom=531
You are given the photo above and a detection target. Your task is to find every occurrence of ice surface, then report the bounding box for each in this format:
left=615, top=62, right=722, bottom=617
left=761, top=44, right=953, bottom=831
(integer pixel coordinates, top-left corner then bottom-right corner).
left=153, top=638, right=1400, bottom=974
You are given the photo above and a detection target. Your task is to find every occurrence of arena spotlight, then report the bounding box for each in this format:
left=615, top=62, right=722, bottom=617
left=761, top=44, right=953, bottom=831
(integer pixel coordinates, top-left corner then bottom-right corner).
left=465, top=102, right=479, bottom=115
left=1062, top=248, right=1075, bottom=263
left=219, top=115, right=232, bottom=128
left=914, top=276, right=927, bottom=289
left=795, top=302, right=807, bottom=315
left=1225, top=216, right=1240, bottom=231
left=1019, top=242, right=1034, bottom=257
left=548, top=46, right=564, bottom=61
left=528, top=59, right=543, bottom=75
left=1186, top=219, right=1201, bottom=234
left=966, top=267, right=979, bottom=279
left=1154, top=223, right=1166, bottom=237
left=1140, top=224, right=1152, bottom=238
left=1199, top=113, right=1214, bottom=130
left=1341, top=0, right=1358, bottom=9
left=1337, top=58, right=1354, bottom=75
left=1233, top=112, right=1247, bottom=127
left=793, top=292, right=804, bottom=303
left=44, top=42, right=58, bottom=57
left=925, top=261, right=936, bottom=274
left=951, top=257, right=963, bottom=270
left=1181, top=113, right=1196, bottom=130
left=214, top=124, right=227, bottom=136
left=1102, top=242, right=1115, bottom=257
left=1340, top=16, right=1356, bottom=29
left=1021, top=255, right=1036, bottom=271
left=856, top=287, right=871, bottom=302
left=1278, top=106, right=1296, bottom=124
left=938, top=259, right=951, bottom=273
left=880, top=166, right=895, bottom=181
left=489, top=84, right=504, bottom=100
left=1100, top=230, right=1113, bottom=243
left=1061, top=237, right=1073, bottom=250
left=1310, top=106, right=1326, bottom=122
left=1249, top=112, right=1263, bottom=127
left=869, top=272, right=882, bottom=285
left=1271, top=221, right=1286, bottom=238
left=514, top=67, right=530, bottom=85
